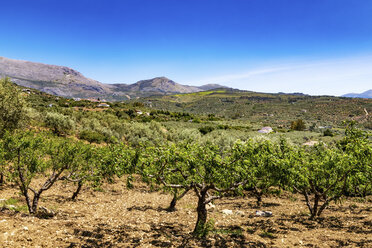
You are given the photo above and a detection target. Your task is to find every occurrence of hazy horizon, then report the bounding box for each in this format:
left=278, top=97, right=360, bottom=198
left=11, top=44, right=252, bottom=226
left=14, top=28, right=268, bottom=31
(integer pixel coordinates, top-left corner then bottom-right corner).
left=1, top=0, right=371, bottom=96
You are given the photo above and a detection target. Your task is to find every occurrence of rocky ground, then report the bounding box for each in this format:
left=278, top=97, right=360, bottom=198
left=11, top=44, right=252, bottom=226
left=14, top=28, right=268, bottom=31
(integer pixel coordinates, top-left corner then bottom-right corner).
left=0, top=178, right=371, bottom=248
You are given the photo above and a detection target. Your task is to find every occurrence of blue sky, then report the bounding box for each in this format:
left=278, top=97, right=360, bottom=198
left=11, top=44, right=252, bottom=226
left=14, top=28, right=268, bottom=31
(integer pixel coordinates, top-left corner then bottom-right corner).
left=1, top=0, right=371, bottom=95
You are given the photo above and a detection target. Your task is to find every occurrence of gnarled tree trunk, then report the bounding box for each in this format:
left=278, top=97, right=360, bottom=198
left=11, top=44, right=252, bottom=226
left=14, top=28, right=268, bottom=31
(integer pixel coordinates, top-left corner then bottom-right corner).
left=303, top=190, right=336, bottom=220
left=254, top=187, right=263, bottom=207
left=71, top=180, right=83, bottom=200
left=167, top=187, right=190, bottom=212
left=193, top=189, right=208, bottom=235
left=0, top=172, right=4, bottom=186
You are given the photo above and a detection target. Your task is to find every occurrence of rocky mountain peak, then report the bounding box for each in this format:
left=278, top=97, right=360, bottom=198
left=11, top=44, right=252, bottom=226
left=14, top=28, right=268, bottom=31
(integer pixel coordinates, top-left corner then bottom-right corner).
left=0, top=56, right=228, bottom=100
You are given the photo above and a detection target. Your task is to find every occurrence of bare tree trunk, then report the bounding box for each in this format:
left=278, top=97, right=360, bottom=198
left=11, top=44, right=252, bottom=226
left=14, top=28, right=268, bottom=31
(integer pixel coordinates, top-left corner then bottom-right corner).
left=254, top=187, right=263, bottom=207
left=317, top=195, right=337, bottom=218
left=18, top=164, right=64, bottom=214
left=303, top=191, right=322, bottom=220
left=22, top=188, right=34, bottom=214
left=17, top=158, right=34, bottom=214
left=167, top=188, right=190, bottom=212
left=311, top=194, right=320, bottom=220
left=71, top=181, right=83, bottom=200
left=303, top=190, right=314, bottom=219
left=256, top=194, right=262, bottom=207
left=193, top=190, right=208, bottom=236
left=167, top=190, right=178, bottom=212
left=0, top=172, right=4, bottom=186
left=31, top=193, right=41, bottom=214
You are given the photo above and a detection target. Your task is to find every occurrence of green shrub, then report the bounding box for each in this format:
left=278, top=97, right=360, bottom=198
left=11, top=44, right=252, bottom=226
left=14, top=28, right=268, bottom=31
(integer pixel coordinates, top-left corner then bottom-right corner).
left=44, top=112, right=75, bottom=136
left=199, top=126, right=215, bottom=135
left=132, top=102, right=144, bottom=107
left=290, top=119, right=306, bottom=131
left=79, top=130, right=105, bottom=144
left=323, top=129, right=334, bottom=137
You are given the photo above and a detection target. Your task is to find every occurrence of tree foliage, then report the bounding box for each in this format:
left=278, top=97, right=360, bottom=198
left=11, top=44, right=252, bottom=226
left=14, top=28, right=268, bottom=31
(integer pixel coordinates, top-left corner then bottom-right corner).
left=3, top=132, right=86, bottom=214
left=290, top=119, right=306, bottom=131
left=44, top=112, right=75, bottom=136
left=141, top=143, right=249, bottom=236
left=0, top=77, right=28, bottom=137
left=286, top=123, right=371, bottom=219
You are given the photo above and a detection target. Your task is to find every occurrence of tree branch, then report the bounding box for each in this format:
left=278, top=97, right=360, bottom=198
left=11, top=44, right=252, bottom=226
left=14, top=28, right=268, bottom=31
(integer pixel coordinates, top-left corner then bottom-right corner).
left=303, top=190, right=313, bottom=215
left=204, top=195, right=220, bottom=205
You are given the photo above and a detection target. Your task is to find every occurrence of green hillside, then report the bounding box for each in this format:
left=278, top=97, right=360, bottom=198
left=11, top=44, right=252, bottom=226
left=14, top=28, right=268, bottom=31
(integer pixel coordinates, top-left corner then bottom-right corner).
left=137, top=89, right=372, bottom=129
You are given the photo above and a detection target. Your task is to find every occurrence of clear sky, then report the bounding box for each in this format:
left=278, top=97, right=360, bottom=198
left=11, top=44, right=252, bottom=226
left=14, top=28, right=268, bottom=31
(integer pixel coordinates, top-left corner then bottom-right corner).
left=1, top=0, right=371, bottom=95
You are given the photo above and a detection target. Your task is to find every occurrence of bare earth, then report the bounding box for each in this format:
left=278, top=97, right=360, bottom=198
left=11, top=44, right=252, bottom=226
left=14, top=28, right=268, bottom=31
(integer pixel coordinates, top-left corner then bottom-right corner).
left=0, top=178, right=371, bottom=248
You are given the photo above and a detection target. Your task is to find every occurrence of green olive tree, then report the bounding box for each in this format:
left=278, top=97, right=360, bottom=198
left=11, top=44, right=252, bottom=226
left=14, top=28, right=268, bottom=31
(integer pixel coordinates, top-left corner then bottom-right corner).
left=141, top=142, right=249, bottom=236
left=338, top=122, right=372, bottom=197
left=44, top=112, right=75, bottom=136
left=0, top=77, right=28, bottom=185
left=4, top=132, right=84, bottom=214
left=241, top=139, right=290, bottom=206
left=0, top=77, right=27, bottom=136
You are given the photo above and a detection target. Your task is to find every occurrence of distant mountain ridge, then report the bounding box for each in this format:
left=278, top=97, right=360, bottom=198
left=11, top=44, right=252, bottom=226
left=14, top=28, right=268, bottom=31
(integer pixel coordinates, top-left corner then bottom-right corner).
left=0, top=56, right=227, bottom=100
left=342, top=90, right=372, bottom=99
left=0, top=56, right=109, bottom=98
left=112, top=77, right=202, bottom=94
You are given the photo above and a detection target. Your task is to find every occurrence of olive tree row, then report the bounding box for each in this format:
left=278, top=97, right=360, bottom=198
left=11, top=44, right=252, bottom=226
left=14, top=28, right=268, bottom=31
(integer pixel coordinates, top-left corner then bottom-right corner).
left=136, top=126, right=370, bottom=235
left=1, top=130, right=137, bottom=214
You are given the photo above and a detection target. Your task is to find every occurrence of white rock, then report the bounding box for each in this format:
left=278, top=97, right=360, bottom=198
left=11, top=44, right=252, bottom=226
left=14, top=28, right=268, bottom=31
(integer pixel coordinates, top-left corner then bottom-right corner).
left=206, top=202, right=215, bottom=211
left=255, top=210, right=272, bottom=217
left=23, top=226, right=29, bottom=231
left=221, top=209, right=233, bottom=215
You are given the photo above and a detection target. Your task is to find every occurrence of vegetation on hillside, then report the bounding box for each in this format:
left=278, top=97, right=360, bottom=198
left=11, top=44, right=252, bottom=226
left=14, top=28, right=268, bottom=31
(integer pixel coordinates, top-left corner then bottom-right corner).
left=0, top=78, right=371, bottom=241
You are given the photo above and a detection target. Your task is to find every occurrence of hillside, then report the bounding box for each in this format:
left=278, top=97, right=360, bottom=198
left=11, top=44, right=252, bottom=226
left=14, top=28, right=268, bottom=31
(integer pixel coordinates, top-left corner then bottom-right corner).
left=343, top=90, right=372, bottom=99
left=137, top=89, right=372, bottom=128
left=0, top=57, right=226, bottom=100
left=110, top=77, right=218, bottom=99
left=0, top=56, right=109, bottom=98
left=1, top=77, right=371, bottom=248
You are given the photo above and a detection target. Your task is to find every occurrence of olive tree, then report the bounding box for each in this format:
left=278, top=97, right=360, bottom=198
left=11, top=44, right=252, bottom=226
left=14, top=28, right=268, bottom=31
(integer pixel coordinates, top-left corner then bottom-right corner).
left=291, top=145, right=351, bottom=219
left=338, top=122, right=372, bottom=197
left=241, top=139, right=290, bottom=206
left=98, top=143, right=140, bottom=186
left=58, top=142, right=96, bottom=200
left=139, top=145, right=190, bottom=212
left=141, top=142, right=249, bottom=236
left=288, top=123, right=372, bottom=220
left=44, top=112, right=75, bottom=136
left=0, top=77, right=28, bottom=185
left=61, top=143, right=138, bottom=200
left=4, top=132, right=83, bottom=214
left=0, top=77, right=27, bottom=136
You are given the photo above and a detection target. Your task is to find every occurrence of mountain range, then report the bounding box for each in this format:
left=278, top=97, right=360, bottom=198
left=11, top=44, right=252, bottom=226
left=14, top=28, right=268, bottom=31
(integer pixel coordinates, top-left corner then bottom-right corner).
left=2, top=56, right=370, bottom=100
left=0, top=56, right=226, bottom=100
left=342, top=90, right=372, bottom=99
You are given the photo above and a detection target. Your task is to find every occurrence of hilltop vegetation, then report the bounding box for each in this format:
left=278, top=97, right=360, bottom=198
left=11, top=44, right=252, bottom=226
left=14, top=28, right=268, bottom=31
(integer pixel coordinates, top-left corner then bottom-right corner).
left=139, top=89, right=372, bottom=130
